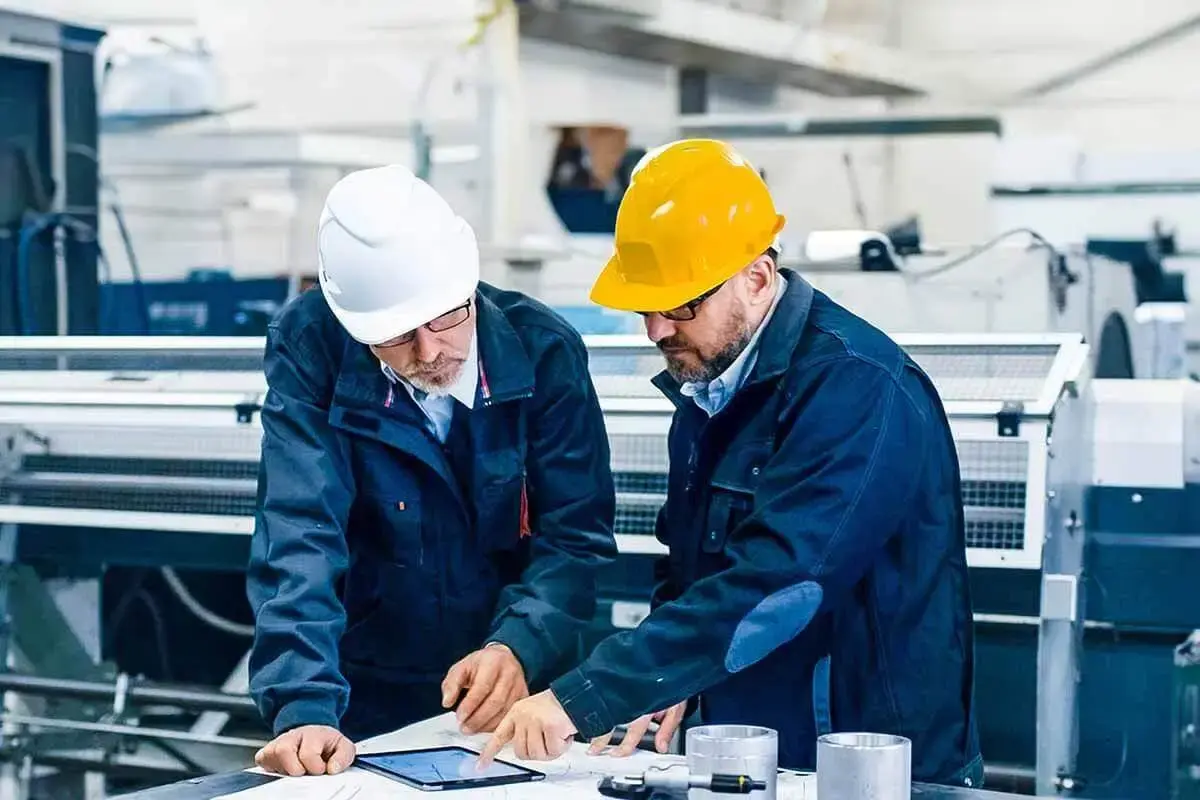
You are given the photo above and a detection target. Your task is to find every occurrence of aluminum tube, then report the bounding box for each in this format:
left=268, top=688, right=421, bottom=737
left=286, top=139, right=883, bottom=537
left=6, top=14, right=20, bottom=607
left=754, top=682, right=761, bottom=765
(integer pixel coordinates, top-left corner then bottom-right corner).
left=687, top=725, right=779, bottom=800
left=817, top=732, right=912, bottom=800
left=0, top=673, right=256, bottom=714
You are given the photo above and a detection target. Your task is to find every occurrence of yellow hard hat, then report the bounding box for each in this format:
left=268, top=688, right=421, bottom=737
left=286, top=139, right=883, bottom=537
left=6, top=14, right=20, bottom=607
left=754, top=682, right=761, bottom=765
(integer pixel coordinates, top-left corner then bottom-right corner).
left=589, top=138, right=786, bottom=313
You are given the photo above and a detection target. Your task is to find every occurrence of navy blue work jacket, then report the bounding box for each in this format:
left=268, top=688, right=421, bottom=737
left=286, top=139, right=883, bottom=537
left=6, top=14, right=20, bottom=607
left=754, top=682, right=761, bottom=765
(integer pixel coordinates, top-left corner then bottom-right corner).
left=247, top=284, right=617, bottom=740
left=552, top=271, right=982, bottom=787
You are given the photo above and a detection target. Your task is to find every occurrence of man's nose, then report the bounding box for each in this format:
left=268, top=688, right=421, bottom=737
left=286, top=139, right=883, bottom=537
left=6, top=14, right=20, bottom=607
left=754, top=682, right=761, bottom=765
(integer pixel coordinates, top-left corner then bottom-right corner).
left=643, top=314, right=676, bottom=344
left=413, top=329, right=442, bottom=362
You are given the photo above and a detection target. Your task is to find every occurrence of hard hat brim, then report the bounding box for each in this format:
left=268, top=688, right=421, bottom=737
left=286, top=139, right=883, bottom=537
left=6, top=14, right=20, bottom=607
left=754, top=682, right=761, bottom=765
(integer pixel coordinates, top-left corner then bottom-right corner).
left=324, top=275, right=477, bottom=345
left=320, top=235, right=480, bottom=346
left=589, top=253, right=729, bottom=314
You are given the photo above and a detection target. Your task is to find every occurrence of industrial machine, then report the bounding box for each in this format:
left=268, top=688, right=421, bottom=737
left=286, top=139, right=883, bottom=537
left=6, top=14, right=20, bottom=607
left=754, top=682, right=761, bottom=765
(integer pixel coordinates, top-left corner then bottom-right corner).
left=794, top=237, right=1144, bottom=381
left=0, top=332, right=1095, bottom=798
left=526, top=228, right=1152, bottom=382
left=0, top=9, right=105, bottom=337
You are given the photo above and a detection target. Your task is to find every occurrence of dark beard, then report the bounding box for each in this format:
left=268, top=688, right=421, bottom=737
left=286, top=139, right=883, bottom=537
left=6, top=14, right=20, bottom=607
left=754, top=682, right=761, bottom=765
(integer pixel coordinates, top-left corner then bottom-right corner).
left=663, top=313, right=754, bottom=385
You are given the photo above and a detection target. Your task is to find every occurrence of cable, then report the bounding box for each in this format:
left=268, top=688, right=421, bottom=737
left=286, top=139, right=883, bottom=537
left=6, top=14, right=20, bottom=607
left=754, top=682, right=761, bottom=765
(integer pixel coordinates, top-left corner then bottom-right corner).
left=1084, top=729, right=1129, bottom=790
left=14, top=212, right=134, bottom=335
left=134, top=588, right=174, bottom=682
left=159, top=567, right=255, bottom=638
left=899, top=228, right=1059, bottom=279
left=68, top=142, right=151, bottom=333
left=104, top=568, right=151, bottom=656
left=15, top=214, right=57, bottom=334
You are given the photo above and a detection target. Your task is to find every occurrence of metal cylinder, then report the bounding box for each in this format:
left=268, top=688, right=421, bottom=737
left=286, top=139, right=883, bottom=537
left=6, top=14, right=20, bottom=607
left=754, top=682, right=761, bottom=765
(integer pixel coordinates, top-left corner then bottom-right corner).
left=816, top=732, right=911, bottom=800
left=686, top=724, right=778, bottom=800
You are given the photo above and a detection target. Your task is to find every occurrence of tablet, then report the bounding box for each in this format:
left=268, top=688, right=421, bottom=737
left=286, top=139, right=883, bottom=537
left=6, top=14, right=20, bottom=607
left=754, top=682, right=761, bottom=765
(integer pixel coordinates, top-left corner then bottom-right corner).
left=354, top=746, right=545, bottom=791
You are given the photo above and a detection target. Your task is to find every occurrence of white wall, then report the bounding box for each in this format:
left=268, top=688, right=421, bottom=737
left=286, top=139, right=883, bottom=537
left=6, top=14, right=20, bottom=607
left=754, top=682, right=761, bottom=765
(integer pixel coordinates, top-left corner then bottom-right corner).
left=6, top=0, right=1200, bottom=284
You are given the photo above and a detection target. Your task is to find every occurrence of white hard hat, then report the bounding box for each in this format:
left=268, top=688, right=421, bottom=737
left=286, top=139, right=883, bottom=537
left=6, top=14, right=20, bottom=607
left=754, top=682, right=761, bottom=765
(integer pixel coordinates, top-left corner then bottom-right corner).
left=316, top=164, right=480, bottom=345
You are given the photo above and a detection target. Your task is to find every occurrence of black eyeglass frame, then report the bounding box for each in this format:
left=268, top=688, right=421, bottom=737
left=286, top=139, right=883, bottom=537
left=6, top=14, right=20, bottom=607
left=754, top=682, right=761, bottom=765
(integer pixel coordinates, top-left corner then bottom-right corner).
left=380, top=299, right=473, bottom=346
left=642, top=282, right=725, bottom=322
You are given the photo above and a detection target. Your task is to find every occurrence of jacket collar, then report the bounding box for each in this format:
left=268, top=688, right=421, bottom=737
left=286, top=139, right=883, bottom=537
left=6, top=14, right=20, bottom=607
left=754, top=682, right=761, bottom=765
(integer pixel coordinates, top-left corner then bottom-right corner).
left=651, top=268, right=814, bottom=407
left=474, top=288, right=535, bottom=404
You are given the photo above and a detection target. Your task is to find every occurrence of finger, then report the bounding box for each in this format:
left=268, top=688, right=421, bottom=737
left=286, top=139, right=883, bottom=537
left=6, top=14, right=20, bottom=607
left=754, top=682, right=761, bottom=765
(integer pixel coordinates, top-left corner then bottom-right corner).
left=525, top=722, right=548, bottom=761
left=457, top=658, right=499, bottom=729
left=256, top=745, right=277, bottom=773
left=513, top=721, right=531, bottom=761
left=655, top=704, right=686, bottom=754
left=442, top=658, right=471, bottom=708
left=462, top=673, right=514, bottom=734
left=276, top=735, right=306, bottom=777
left=548, top=728, right=573, bottom=759
left=327, top=736, right=356, bottom=775
left=588, top=731, right=614, bottom=755
left=260, top=742, right=285, bottom=775
left=616, top=716, right=652, bottom=758
left=297, top=731, right=331, bottom=776
left=477, top=716, right=514, bottom=768
left=476, top=701, right=510, bottom=735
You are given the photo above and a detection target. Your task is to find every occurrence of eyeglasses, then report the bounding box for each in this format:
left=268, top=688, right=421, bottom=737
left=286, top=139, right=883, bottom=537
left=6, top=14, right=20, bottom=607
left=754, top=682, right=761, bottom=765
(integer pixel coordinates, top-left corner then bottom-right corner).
left=380, top=300, right=472, bottom=347
left=641, top=282, right=724, bottom=322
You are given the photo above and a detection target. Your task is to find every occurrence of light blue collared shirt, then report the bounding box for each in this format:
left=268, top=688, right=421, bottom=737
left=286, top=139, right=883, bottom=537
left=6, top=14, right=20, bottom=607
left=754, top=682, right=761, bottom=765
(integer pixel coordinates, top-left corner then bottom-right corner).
left=680, top=274, right=788, bottom=417
left=380, top=333, right=479, bottom=443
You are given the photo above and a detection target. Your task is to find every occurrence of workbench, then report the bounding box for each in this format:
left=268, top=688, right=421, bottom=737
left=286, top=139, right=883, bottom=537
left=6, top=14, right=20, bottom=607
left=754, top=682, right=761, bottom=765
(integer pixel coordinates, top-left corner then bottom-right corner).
left=113, top=715, right=1051, bottom=800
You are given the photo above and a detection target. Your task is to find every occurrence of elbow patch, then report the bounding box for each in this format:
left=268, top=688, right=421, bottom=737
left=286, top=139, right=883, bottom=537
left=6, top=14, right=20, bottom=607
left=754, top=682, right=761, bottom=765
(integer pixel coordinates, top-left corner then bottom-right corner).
left=725, top=581, right=823, bottom=674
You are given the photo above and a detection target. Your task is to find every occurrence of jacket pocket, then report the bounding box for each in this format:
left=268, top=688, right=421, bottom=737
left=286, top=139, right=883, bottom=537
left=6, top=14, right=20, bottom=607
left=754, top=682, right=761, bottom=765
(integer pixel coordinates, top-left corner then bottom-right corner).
left=476, top=457, right=527, bottom=554
left=356, top=482, right=426, bottom=567
left=703, top=438, right=771, bottom=554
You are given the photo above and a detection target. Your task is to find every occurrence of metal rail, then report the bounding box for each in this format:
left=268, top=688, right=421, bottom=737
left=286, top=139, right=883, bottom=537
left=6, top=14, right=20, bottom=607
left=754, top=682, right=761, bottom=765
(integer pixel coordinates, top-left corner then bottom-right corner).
left=0, top=672, right=257, bottom=715
left=0, top=713, right=266, bottom=749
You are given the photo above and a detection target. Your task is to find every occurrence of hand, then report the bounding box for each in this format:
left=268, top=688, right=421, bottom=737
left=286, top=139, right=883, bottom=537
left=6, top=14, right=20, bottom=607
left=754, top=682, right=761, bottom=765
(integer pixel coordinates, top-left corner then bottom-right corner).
left=588, top=702, right=687, bottom=757
left=442, top=644, right=529, bottom=735
left=477, top=690, right=577, bottom=765
left=254, top=725, right=355, bottom=776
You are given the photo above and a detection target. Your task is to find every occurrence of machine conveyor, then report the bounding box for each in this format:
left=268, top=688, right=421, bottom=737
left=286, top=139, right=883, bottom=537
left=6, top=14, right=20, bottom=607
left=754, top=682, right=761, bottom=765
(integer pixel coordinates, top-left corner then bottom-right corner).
left=0, top=332, right=1089, bottom=571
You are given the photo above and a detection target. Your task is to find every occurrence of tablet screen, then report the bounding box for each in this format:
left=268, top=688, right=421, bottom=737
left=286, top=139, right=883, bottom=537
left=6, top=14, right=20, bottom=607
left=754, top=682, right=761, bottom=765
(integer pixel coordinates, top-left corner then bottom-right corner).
left=356, top=746, right=540, bottom=788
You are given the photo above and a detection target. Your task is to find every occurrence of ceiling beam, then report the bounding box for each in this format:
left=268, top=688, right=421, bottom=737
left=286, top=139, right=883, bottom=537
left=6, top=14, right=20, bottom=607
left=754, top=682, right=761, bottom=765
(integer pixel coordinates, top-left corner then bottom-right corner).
left=519, top=0, right=976, bottom=98
left=1014, top=11, right=1200, bottom=99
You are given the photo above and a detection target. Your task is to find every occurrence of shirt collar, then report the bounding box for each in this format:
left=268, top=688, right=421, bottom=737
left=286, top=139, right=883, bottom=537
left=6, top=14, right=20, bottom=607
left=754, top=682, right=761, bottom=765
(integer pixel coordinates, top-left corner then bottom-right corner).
left=680, top=273, right=788, bottom=416
left=380, top=332, right=479, bottom=409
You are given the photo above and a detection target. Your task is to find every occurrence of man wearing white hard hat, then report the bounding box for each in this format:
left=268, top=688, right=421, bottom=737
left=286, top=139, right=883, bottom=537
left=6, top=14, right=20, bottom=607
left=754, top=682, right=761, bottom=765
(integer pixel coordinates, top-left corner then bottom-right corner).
left=246, top=164, right=618, bottom=776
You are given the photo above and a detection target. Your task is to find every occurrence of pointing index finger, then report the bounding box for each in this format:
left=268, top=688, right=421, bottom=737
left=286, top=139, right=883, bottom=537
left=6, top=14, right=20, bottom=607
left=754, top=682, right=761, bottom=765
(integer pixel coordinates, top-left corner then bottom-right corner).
left=477, top=716, right=515, bottom=768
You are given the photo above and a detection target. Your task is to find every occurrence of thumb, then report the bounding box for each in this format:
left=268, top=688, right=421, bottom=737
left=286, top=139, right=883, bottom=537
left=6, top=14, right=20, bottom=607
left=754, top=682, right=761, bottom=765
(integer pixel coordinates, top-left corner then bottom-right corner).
left=327, top=735, right=356, bottom=775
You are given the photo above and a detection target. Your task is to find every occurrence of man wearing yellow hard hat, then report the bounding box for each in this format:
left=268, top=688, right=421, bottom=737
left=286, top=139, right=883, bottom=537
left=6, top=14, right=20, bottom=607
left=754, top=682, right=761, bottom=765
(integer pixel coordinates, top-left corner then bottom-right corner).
left=480, top=139, right=982, bottom=787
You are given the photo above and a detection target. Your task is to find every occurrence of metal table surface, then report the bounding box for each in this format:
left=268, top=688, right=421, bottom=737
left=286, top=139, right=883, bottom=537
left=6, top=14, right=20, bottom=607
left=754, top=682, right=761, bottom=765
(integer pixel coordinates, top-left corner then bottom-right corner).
left=115, top=771, right=1048, bottom=800
left=112, top=716, right=1049, bottom=800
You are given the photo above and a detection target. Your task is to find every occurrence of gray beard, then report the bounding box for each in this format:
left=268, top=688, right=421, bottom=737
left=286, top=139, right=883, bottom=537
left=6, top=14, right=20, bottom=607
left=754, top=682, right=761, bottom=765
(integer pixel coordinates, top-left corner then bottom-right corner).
left=403, top=360, right=465, bottom=397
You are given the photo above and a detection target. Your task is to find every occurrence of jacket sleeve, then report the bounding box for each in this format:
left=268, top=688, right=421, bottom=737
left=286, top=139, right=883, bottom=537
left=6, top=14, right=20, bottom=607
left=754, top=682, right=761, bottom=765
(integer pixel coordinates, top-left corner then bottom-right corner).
left=550, top=357, right=931, bottom=736
left=246, top=322, right=356, bottom=735
left=487, top=334, right=618, bottom=687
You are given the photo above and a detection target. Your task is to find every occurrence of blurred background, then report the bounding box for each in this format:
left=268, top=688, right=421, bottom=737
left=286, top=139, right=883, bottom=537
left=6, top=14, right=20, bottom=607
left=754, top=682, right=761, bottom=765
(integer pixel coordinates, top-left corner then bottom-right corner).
left=2, top=2, right=1200, bottom=798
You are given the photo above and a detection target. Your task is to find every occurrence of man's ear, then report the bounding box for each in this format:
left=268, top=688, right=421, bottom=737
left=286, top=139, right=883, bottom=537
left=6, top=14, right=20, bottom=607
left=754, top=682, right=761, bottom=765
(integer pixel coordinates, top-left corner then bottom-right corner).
left=745, top=256, right=776, bottom=304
